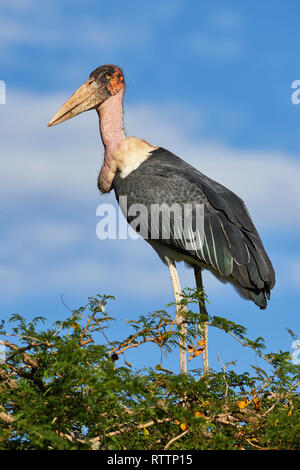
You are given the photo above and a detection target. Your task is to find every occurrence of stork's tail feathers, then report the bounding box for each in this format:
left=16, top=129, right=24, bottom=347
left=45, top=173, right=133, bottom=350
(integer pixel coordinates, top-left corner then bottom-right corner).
left=231, top=231, right=275, bottom=310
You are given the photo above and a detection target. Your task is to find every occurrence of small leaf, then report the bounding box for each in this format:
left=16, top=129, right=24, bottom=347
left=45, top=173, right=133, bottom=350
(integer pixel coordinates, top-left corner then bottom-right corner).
left=253, top=396, right=261, bottom=411
left=194, top=411, right=205, bottom=418
left=237, top=399, right=249, bottom=409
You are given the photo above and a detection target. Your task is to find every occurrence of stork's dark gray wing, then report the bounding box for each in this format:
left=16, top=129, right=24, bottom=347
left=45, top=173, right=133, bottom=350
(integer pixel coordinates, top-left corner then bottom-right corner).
left=113, top=147, right=275, bottom=309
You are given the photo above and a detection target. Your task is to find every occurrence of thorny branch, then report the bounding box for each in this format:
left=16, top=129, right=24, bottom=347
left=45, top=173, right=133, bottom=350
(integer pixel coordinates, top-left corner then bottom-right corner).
left=0, top=295, right=298, bottom=450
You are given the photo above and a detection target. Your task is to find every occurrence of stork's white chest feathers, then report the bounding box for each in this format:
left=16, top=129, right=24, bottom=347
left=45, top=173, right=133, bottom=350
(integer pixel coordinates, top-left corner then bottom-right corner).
left=112, top=136, right=158, bottom=178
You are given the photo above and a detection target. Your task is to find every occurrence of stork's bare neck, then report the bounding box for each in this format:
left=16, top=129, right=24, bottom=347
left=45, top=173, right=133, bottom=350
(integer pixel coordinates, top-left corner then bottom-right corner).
left=97, top=87, right=126, bottom=193
left=97, top=87, right=126, bottom=159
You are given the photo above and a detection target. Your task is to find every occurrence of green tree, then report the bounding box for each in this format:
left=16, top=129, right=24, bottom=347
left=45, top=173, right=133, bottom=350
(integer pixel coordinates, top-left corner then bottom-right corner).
left=0, top=292, right=299, bottom=450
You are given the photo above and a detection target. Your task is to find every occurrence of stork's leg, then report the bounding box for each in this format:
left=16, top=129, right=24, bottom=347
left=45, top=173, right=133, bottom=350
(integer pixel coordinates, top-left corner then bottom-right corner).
left=194, top=266, right=209, bottom=374
left=164, top=256, right=187, bottom=375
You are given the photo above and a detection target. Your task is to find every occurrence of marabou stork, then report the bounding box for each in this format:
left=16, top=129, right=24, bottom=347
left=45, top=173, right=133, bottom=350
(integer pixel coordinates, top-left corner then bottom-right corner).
left=48, top=65, right=275, bottom=374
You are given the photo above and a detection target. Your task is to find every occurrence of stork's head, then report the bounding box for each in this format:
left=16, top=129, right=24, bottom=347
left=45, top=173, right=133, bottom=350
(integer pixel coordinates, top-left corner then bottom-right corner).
left=48, top=65, right=125, bottom=127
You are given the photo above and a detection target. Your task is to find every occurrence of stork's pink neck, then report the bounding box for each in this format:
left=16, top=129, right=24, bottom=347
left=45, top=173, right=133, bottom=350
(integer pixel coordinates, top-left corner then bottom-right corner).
left=97, top=86, right=125, bottom=192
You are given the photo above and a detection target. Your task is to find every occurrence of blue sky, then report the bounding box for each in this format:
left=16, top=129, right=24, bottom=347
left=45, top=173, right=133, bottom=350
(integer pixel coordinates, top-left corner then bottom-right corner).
left=0, top=0, right=299, bottom=374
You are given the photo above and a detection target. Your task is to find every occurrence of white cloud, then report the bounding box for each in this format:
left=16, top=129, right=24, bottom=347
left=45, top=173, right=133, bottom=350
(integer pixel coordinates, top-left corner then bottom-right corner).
left=0, top=0, right=35, bottom=9
left=0, top=1, right=179, bottom=54
left=0, top=222, right=172, bottom=299
left=188, top=9, right=243, bottom=60
left=2, top=90, right=300, bottom=230
left=0, top=89, right=299, bottom=302
left=209, top=9, right=243, bottom=32
left=0, top=17, right=148, bottom=51
left=289, top=258, right=300, bottom=287
left=190, top=33, right=242, bottom=60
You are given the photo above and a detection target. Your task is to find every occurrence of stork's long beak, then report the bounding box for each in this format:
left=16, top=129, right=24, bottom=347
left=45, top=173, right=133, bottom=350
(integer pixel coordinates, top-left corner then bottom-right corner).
left=48, top=77, right=107, bottom=127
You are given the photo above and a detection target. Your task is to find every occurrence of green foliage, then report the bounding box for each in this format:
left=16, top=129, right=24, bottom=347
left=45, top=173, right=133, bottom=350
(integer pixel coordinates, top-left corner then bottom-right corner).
left=0, top=292, right=299, bottom=450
